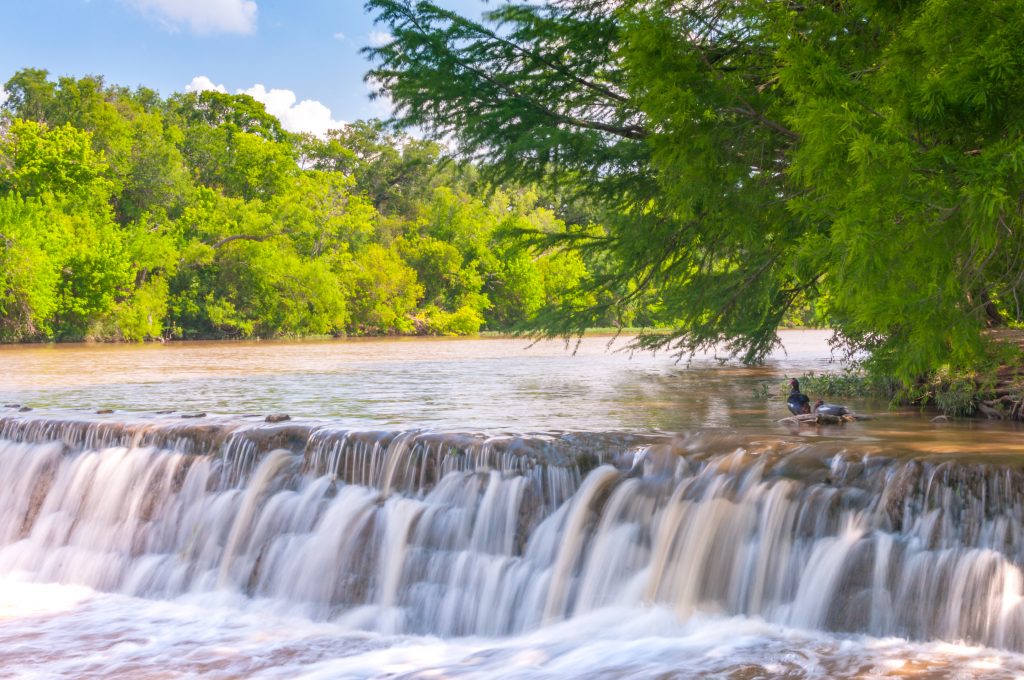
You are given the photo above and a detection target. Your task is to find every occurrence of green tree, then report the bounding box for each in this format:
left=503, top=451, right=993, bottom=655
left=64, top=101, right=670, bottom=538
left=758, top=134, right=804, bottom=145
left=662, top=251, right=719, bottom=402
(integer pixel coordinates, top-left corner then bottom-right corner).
left=117, top=112, right=192, bottom=223
left=367, top=0, right=1024, bottom=380
left=0, top=195, right=62, bottom=340
left=170, top=90, right=287, bottom=142
left=774, top=0, right=1024, bottom=380
left=51, top=208, right=134, bottom=339
left=172, top=92, right=296, bottom=200
left=2, top=68, right=57, bottom=123
left=301, top=119, right=452, bottom=216
left=204, top=238, right=347, bottom=337
left=271, top=171, right=376, bottom=257
left=345, top=243, right=422, bottom=333
left=0, top=66, right=619, bottom=344
left=0, top=119, right=113, bottom=205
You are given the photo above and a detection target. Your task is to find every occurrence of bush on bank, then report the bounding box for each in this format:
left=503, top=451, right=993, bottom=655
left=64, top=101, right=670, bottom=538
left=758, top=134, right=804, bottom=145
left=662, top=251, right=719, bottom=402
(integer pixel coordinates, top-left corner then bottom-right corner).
left=794, top=365, right=1024, bottom=421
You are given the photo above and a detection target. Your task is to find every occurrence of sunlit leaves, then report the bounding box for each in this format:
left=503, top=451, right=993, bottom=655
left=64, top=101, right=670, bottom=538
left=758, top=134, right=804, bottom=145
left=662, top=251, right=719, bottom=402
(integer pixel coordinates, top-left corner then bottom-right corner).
left=369, top=0, right=1024, bottom=380
left=0, top=67, right=629, bottom=343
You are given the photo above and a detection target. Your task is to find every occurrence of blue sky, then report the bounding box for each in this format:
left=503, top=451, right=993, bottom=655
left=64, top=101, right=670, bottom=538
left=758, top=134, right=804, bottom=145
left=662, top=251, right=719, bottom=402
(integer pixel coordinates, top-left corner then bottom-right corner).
left=1, top=0, right=487, bottom=135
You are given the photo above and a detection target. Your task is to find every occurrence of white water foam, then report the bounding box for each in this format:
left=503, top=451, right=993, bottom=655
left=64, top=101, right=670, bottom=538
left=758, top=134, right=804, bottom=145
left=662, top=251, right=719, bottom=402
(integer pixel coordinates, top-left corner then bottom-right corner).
left=0, top=578, right=1022, bottom=679
left=1, top=417, right=1024, bottom=677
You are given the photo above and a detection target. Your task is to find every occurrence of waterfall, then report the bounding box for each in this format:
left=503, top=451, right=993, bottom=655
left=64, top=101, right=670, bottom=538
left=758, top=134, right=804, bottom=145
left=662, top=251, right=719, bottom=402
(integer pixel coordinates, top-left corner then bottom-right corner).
left=2, top=413, right=1024, bottom=651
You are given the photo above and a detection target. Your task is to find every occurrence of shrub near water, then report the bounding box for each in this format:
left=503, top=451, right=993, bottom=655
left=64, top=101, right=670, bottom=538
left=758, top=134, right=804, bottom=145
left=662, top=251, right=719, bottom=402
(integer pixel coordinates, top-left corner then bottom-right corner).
left=794, top=372, right=901, bottom=400
left=791, top=369, right=1012, bottom=418
left=928, top=377, right=982, bottom=418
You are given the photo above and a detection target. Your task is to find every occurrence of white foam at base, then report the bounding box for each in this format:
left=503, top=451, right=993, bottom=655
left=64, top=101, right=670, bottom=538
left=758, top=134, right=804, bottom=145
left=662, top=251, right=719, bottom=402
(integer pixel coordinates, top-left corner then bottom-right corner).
left=1, top=578, right=1023, bottom=679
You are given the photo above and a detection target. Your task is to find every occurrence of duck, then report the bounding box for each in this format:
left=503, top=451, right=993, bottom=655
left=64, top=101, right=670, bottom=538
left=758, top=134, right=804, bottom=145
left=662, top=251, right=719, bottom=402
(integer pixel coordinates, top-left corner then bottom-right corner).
left=787, top=378, right=811, bottom=415
left=814, top=399, right=849, bottom=417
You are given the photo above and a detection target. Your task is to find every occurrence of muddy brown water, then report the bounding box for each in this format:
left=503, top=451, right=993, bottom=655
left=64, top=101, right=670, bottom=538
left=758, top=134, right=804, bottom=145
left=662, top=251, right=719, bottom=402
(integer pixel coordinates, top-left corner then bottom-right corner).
left=0, top=331, right=1023, bottom=679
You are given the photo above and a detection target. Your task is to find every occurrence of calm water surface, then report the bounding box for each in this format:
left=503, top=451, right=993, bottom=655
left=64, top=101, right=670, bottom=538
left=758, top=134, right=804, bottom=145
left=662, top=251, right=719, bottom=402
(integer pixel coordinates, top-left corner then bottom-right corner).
left=2, top=329, right=1021, bottom=452
left=1, top=331, right=830, bottom=430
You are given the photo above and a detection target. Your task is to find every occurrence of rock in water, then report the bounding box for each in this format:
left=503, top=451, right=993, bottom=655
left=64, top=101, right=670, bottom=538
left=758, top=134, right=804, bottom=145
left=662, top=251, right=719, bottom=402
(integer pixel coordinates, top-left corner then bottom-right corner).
left=265, top=414, right=291, bottom=423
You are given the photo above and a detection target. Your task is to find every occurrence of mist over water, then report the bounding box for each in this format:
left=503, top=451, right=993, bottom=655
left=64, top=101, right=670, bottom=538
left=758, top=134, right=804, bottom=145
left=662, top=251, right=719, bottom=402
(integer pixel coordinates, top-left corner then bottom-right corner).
left=2, top=332, right=1024, bottom=678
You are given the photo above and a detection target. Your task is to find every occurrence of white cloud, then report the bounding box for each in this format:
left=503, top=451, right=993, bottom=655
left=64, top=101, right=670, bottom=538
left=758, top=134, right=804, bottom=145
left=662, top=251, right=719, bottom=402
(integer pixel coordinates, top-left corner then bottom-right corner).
left=123, top=0, right=258, bottom=35
left=367, top=30, right=393, bottom=47
left=240, top=84, right=345, bottom=138
left=184, top=75, right=227, bottom=94
left=0, top=89, right=8, bottom=108
left=181, top=76, right=345, bottom=138
left=333, top=31, right=346, bottom=41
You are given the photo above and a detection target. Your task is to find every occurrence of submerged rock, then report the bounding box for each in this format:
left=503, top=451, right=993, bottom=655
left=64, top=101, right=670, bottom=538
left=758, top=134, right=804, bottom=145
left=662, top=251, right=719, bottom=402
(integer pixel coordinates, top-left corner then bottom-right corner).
left=265, top=414, right=291, bottom=423
left=181, top=412, right=206, bottom=419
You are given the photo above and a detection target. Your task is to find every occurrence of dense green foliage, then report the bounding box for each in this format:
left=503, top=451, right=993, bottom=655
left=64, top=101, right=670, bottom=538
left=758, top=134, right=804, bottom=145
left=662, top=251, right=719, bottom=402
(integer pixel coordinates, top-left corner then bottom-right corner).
left=0, top=69, right=607, bottom=341
left=366, top=0, right=1024, bottom=383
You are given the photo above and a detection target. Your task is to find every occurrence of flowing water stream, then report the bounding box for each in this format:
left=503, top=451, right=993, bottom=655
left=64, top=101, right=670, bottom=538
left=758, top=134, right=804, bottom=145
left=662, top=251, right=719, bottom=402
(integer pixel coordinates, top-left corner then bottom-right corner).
left=1, top=332, right=1024, bottom=678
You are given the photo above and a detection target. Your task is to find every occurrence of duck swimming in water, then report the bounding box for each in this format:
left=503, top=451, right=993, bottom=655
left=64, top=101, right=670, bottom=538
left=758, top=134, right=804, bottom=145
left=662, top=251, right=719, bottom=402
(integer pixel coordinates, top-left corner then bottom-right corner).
left=787, top=378, right=811, bottom=415
left=814, top=399, right=849, bottom=417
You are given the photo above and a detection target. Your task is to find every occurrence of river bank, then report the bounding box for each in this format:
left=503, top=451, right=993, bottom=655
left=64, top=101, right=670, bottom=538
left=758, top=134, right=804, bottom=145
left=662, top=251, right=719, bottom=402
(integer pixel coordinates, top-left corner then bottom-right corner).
left=798, top=355, right=1024, bottom=423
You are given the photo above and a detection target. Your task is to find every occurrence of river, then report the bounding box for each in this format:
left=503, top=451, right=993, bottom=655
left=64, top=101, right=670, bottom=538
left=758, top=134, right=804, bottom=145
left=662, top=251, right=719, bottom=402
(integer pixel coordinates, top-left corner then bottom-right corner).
left=0, top=331, right=1023, bottom=678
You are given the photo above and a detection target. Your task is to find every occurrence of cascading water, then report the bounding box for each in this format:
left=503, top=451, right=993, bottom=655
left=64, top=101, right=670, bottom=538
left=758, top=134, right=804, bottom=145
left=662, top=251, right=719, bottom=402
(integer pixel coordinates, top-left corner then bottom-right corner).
left=2, top=410, right=1024, bottom=668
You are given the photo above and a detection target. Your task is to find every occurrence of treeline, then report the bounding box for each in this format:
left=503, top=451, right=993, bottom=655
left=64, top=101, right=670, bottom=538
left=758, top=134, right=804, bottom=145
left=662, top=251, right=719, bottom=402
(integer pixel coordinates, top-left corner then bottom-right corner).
left=0, top=68, right=637, bottom=342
